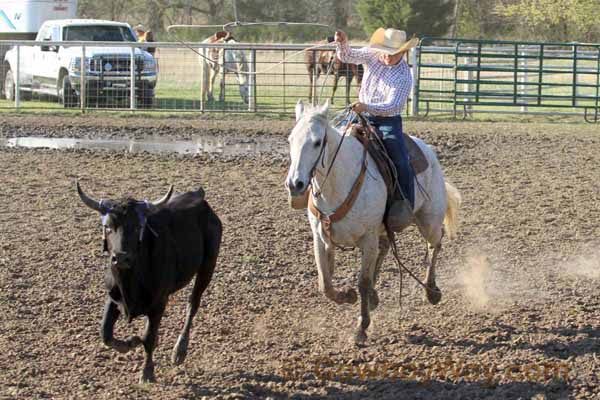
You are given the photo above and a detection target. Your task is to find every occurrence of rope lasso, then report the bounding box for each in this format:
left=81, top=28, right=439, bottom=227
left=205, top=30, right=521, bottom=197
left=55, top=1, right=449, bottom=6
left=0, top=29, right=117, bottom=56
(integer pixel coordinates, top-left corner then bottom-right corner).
left=166, top=29, right=336, bottom=76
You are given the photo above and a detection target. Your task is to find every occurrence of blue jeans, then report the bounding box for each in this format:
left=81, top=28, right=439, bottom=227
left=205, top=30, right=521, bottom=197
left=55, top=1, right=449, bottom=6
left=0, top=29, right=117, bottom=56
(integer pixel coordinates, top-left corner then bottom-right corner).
left=339, top=114, right=414, bottom=207
left=368, top=115, right=414, bottom=207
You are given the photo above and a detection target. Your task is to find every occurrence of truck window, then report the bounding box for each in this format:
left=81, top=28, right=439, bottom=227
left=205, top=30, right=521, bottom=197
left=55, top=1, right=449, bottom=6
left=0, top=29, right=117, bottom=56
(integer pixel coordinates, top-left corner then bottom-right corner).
left=62, top=25, right=136, bottom=42
left=51, top=26, right=61, bottom=41
left=37, top=25, right=49, bottom=41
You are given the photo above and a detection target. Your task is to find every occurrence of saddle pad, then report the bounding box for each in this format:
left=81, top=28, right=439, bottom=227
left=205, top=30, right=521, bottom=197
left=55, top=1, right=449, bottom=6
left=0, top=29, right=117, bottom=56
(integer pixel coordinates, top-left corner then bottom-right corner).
left=403, top=134, right=429, bottom=175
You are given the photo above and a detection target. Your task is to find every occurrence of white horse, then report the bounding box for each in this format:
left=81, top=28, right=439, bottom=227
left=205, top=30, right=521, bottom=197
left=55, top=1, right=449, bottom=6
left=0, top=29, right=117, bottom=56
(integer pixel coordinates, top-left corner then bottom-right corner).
left=285, top=101, right=461, bottom=345
left=199, top=36, right=249, bottom=104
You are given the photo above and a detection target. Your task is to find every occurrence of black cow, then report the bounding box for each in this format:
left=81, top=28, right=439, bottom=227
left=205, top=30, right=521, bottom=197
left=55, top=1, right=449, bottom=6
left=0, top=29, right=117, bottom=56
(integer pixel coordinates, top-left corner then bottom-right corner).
left=77, top=182, right=222, bottom=383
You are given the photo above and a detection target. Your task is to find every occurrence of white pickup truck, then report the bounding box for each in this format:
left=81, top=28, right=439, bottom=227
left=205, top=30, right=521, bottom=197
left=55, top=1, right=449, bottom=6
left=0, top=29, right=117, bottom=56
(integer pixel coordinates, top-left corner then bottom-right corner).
left=3, top=19, right=158, bottom=107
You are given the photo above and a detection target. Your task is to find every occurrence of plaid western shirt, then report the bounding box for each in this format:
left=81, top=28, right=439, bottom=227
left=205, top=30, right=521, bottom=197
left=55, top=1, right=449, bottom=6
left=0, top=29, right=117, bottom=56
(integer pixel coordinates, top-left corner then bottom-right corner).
left=336, top=42, right=412, bottom=117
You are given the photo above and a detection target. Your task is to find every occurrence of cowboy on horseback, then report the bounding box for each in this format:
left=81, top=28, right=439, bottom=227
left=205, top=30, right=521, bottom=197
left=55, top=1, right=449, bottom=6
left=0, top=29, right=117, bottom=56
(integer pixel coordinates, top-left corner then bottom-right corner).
left=334, top=28, right=419, bottom=223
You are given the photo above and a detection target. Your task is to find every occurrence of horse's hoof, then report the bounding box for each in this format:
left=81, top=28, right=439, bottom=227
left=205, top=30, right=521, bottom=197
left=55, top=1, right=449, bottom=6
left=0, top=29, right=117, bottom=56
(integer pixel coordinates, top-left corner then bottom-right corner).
left=426, top=286, right=442, bottom=305
left=354, top=331, right=368, bottom=347
left=343, top=287, right=358, bottom=304
left=172, top=335, right=189, bottom=366
left=369, top=289, right=379, bottom=311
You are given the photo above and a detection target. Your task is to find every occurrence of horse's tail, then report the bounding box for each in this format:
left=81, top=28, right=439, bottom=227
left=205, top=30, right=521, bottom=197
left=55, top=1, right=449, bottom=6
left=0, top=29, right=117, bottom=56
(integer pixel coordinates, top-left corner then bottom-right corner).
left=443, top=181, right=462, bottom=240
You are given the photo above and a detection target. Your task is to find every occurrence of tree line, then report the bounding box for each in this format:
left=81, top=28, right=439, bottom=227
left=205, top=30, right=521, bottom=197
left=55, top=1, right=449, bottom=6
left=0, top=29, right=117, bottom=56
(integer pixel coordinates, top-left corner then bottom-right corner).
left=78, top=0, right=600, bottom=43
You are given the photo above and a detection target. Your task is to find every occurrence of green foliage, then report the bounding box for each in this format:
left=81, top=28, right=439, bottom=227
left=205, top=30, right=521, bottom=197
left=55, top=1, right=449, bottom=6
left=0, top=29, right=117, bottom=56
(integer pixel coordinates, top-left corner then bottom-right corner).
left=495, top=0, right=600, bottom=42
left=75, top=0, right=600, bottom=43
left=455, top=0, right=510, bottom=39
left=356, top=0, right=455, bottom=37
left=356, top=0, right=411, bottom=35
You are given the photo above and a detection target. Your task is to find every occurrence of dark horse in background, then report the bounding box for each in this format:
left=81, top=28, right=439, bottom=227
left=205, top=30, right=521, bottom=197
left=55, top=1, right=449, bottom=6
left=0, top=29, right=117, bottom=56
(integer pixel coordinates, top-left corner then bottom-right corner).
left=305, top=36, right=364, bottom=105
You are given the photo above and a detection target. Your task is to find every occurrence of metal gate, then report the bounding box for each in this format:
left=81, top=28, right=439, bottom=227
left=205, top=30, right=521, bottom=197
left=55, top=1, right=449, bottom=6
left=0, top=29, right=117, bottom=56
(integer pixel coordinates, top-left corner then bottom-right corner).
left=415, top=38, right=600, bottom=122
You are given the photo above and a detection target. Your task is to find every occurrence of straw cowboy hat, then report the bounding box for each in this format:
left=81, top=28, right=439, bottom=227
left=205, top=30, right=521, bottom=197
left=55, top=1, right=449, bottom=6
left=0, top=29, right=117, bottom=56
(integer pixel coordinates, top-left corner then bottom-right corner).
left=369, top=28, right=419, bottom=55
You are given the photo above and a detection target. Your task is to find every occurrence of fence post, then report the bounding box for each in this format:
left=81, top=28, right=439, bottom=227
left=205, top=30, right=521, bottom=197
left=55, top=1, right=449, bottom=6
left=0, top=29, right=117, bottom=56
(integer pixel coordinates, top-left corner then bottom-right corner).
left=410, top=47, right=419, bottom=117
left=15, top=45, right=20, bottom=110
left=573, top=45, right=579, bottom=107
left=466, top=54, right=473, bottom=115
left=249, top=49, right=256, bottom=112
left=221, top=46, right=226, bottom=104
left=282, top=49, right=286, bottom=113
left=312, top=50, right=318, bottom=106
left=520, top=47, right=528, bottom=112
left=80, top=45, right=86, bottom=111
left=200, top=48, right=206, bottom=112
left=130, top=45, right=136, bottom=110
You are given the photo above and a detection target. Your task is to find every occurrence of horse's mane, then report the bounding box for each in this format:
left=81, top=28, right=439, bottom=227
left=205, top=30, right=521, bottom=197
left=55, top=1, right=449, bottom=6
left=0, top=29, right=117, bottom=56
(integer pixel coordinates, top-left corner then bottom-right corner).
left=302, top=105, right=330, bottom=125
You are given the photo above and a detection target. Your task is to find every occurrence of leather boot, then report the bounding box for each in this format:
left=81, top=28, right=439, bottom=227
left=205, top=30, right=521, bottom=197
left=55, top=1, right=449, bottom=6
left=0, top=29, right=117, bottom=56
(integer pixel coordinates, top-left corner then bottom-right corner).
left=386, top=188, right=414, bottom=232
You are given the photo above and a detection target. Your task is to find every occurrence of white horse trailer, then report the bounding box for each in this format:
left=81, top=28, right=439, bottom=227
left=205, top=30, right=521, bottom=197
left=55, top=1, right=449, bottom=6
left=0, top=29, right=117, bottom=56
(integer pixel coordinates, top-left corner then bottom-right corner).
left=0, top=0, right=77, bottom=40
left=0, top=0, right=77, bottom=96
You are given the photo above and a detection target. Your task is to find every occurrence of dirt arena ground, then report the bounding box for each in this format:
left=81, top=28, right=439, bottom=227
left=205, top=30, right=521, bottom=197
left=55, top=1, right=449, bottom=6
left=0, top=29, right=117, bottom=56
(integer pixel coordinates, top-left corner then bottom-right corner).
left=0, top=114, right=599, bottom=399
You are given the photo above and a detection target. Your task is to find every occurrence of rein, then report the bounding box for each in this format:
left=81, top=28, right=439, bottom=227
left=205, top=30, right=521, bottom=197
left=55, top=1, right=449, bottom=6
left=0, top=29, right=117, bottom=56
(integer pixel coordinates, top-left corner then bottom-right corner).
left=313, top=108, right=354, bottom=197
left=385, top=224, right=441, bottom=312
left=166, top=29, right=334, bottom=76
left=308, top=110, right=367, bottom=245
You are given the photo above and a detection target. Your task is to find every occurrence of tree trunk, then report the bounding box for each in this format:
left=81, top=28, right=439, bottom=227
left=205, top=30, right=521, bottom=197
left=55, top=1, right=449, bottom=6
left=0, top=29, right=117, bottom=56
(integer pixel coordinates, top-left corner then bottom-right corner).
left=147, top=0, right=165, bottom=33
left=450, top=0, right=460, bottom=38
left=333, top=0, right=349, bottom=29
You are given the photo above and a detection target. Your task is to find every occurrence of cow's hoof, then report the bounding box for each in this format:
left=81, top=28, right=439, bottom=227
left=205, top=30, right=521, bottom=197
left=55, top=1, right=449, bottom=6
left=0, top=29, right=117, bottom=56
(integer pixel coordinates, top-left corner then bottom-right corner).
left=139, top=367, right=156, bottom=384
left=354, top=330, right=368, bottom=347
left=139, top=374, right=156, bottom=384
left=342, top=287, right=358, bottom=304
left=369, top=289, right=379, bottom=311
left=172, top=336, right=189, bottom=366
left=127, top=336, right=143, bottom=348
left=426, top=286, right=442, bottom=305
left=112, top=336, right=142, bottom=353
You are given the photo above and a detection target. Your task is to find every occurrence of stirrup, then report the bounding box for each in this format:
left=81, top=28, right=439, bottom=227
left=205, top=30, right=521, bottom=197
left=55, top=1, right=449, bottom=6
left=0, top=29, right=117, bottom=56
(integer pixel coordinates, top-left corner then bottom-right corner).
left=386, top=198, right=414, bottom=232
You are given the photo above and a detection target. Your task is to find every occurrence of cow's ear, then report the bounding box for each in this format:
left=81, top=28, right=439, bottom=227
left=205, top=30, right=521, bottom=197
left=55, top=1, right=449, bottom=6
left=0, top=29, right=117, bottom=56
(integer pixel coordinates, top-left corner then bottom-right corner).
left=295, top=100, right=304, bottom=122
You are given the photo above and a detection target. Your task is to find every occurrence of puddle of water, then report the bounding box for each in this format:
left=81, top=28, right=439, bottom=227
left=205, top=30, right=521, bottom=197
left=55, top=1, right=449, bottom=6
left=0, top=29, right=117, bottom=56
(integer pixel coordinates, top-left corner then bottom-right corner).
left=2, top=136, right=286, bottom=156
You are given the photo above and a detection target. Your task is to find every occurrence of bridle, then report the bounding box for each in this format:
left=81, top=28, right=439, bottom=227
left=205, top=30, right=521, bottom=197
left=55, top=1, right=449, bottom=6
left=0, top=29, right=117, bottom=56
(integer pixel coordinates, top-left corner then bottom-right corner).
left=305, top=110, right=369, bottom=246
left=306, top=128, right=328, bottom=183
left=310, top=108, right=354, bottom=198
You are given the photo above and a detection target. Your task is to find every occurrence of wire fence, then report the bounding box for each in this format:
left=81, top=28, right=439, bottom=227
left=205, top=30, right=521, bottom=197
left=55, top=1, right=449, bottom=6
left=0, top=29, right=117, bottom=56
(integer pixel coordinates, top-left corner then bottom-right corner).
left=0, top=41, right=367, bottom=114
left=0, top=38, right=598, bottom=122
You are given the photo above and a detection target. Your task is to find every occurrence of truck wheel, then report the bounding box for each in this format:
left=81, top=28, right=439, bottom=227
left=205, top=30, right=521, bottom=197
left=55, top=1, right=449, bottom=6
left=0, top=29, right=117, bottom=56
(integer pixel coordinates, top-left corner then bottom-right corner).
left=4, top=69, right=15, bottom=101
left=3, top=69, right=32, bottom=101
left=60, top=75, right=78, bottom=108
left=137, top=92, right=154, bottom=109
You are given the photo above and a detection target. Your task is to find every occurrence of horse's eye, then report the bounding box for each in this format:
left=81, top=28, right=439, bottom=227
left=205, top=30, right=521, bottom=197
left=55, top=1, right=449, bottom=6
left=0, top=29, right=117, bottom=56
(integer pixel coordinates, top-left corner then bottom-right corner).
left=314, top=140, right=322, bottom=148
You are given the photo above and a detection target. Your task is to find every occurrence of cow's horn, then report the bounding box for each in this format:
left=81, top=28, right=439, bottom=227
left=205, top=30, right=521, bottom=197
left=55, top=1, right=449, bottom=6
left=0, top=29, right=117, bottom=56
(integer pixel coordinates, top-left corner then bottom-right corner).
left=151, top=185, right=174, bottom=207
left=76, top=181, right=104, bottom=213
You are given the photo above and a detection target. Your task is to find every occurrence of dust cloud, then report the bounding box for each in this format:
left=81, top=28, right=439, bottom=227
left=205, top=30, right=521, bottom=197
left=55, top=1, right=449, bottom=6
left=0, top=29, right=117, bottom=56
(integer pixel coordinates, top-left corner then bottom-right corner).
left=561, top=247, right=600, bottom=279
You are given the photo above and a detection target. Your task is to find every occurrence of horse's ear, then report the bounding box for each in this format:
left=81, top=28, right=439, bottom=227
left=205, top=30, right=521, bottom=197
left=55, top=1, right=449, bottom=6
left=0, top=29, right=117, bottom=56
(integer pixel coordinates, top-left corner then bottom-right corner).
left=319, top=99, right=330, bottom=116
left=295, top=100, right=304, bottom=122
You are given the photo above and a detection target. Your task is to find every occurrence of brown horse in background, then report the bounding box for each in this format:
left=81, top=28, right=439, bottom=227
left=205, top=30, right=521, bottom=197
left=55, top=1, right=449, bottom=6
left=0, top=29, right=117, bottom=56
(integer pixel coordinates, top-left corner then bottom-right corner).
left=305, top=37, right=363, bottom=105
